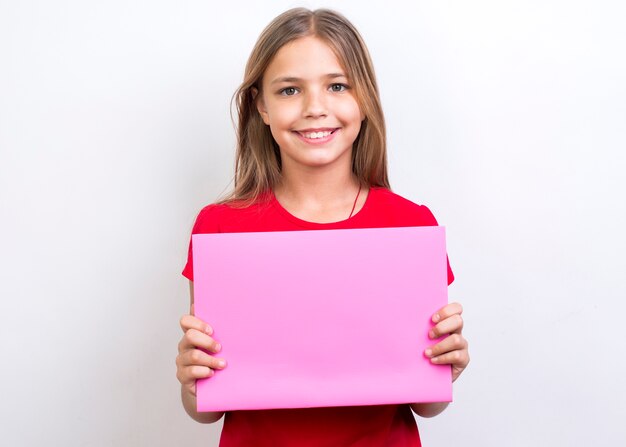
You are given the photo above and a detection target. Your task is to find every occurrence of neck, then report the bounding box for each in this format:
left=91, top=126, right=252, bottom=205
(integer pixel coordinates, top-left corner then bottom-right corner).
left=277, top=165, right=357, bottom=203
left=274, top=157, right=365, bottom=223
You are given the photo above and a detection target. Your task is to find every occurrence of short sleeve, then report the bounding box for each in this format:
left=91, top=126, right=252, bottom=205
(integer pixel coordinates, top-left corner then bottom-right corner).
left=181, top=205, right=221, bottom=281
left=418, top=205, right=455, bottom=286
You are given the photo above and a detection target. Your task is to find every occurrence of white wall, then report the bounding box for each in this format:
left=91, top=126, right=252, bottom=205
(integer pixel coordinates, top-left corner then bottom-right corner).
left=1, top=0, right=624, bottom=445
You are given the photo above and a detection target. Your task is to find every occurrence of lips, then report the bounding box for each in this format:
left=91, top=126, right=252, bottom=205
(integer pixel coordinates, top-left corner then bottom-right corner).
left=294, top=128, right=339, bottom=141
left=300, top=130, right=333, bottom=139
left=292, top=128, right=339, bottom=145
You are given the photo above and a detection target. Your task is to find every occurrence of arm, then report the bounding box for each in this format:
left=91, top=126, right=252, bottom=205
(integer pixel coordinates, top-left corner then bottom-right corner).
left=411, top=302, right=470, bottom=418
left=176, top=281, right=226, bottom=424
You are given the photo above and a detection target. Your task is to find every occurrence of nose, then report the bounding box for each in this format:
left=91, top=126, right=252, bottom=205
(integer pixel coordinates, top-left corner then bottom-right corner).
left=303, top=88, right=327, bottom=118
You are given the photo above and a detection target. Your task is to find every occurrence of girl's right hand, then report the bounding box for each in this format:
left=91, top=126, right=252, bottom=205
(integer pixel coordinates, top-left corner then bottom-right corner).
left=176, top=314, right=227, bottom=396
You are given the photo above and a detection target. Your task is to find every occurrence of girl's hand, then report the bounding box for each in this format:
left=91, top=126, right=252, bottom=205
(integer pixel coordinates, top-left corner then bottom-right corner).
left=424, top=302, right=469, bottom=382
left=176, top=314, right=227, bottom=396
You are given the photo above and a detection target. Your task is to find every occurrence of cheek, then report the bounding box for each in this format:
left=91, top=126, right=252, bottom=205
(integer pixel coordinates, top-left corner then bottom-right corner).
left=336, top=99, right=364, bottom=124
left=268, top=103, right=301, bottom=128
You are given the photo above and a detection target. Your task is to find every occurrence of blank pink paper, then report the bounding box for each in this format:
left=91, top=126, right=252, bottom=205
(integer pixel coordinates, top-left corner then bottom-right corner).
left=192, top=226, right=451, bottom=412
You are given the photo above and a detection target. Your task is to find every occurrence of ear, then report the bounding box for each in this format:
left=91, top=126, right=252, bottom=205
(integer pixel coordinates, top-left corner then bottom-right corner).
left=252, top=87, right=270, bottom=125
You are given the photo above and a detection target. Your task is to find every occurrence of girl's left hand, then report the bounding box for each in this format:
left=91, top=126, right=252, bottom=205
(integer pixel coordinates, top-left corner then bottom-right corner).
left=424, top=302, right=470, bottom=382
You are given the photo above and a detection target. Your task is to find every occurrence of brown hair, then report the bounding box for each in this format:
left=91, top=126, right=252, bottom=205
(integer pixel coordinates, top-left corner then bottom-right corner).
left=222, top=7, right=389, bottom=205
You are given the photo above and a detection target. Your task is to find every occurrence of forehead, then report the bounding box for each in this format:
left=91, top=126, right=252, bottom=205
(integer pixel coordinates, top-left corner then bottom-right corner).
left=264, top=36, right=346, bottom=82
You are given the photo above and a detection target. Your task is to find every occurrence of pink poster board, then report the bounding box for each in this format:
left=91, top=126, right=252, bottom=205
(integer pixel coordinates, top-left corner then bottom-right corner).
left=192, top=226, right=451, bottom=412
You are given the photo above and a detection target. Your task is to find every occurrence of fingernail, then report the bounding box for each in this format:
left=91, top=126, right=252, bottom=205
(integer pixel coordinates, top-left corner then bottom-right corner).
left=431, top=356, right=439, bottom=363
left=433, top=313, right=440, bottom=323
left=205, top=325, right=213, bottom=335
left=425, top=349, right=433, bottom=358
left=218, top=359, right=226, bottom=368
left=429, top=330, right=436, bottom=339
left=214, top=343, right=221, bottom=352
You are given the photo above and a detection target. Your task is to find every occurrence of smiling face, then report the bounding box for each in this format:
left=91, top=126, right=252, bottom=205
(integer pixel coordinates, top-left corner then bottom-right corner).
left=256, top=36, right=365, bottom=176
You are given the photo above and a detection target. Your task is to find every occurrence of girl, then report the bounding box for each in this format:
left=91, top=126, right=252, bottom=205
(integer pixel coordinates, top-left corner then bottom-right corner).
left=176, top=8, right=469, bottom=446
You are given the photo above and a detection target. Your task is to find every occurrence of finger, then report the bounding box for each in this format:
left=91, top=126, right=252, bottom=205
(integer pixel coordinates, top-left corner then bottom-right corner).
left=424, top=333, right=467, bottom=358
left=178, top=328, right=222, bottom=354
left=429, top=348, right=470, bottom=368
left=429, top=313, right=463, bottom=339
left=182, top=380, right=196, bottom=397
left=177, top=365, right=215, bottom=385
left=432, top=302, right=463, bottom=323
left=182, top=349, right=227, bottom=370
left=180, top=314, right=213, bottom=336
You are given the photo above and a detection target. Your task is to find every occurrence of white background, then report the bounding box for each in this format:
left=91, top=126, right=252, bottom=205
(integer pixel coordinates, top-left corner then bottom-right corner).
left=1, top=0, right=625, bottom=445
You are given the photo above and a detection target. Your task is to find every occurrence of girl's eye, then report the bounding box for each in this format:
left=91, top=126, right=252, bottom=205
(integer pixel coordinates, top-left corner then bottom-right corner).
left=280, top=87, right=298, bottom=96
left=330, top=83, right=348, bottom=92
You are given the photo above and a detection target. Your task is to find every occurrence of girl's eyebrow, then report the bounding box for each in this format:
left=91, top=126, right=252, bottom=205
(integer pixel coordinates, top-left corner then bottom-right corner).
left=270, top=73, right=347, bottom=85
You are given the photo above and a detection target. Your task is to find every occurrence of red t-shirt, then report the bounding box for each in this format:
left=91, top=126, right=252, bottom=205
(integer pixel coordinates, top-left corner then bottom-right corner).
left=183, top=187, right=453, bottom=447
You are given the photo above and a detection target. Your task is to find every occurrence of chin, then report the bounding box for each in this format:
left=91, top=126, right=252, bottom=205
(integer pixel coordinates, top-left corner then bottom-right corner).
left=303, top=153, right=348, bottom=168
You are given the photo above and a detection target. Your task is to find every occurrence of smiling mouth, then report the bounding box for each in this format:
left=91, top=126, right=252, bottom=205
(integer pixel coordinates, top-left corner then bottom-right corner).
left=295, top=128, right=339, bottom=139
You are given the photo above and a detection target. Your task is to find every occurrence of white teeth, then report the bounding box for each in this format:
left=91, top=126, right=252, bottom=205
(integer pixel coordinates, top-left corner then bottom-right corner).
left=301, top=130, right=332, bottom=139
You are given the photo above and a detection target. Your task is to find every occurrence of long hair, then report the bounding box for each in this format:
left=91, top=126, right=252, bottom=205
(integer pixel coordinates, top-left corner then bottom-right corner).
left=221, top=8, right=389, bottom=205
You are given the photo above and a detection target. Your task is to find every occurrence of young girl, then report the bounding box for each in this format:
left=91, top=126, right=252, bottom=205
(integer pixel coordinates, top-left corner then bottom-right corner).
left=176, top=8, right=469, bottom=446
